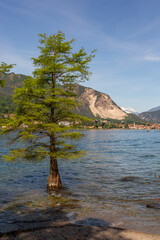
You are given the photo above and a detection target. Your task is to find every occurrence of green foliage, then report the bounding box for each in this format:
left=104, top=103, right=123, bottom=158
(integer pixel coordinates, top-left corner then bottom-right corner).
left=0, top=62, right=15, bottom=87
left=0, top=94, right=15, bottom=114
left=2, top=31, right=95, bottom=163
left=0, top=63, right=16, bottom=114
left=104, top=114, right=147, bottom=125
left=124, top=114, right=147, bottom=124
left=0, top=73, right=26, bottom=114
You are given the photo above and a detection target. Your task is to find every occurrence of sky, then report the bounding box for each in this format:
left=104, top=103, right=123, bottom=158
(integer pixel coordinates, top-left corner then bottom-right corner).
left=0, top=0, right=160, bottom=112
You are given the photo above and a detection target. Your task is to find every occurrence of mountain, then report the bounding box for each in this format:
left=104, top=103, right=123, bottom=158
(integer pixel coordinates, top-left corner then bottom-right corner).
left=0, top=72, right=127, bottom=120
left=148, top=106, right=160, bottom=112
left=121, top=107, right=139, bottom=115
left=125, top=113, right=147, bottom=124
left=139, top=110, right=160, bottom=123
left=74, top=84, right=127, bottom=119
left=0, top=72, right=25, bottom=95
left=0, top=72, right=26, bottom=113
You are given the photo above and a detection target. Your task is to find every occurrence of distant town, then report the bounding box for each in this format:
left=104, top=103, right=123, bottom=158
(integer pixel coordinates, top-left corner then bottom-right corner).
left=1, top=113, right=160, bottom=130
left=87, top=120, right=160, bottom=130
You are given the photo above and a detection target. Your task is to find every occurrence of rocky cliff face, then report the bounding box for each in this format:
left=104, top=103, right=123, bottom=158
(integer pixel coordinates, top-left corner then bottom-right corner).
left=74, top=84, right=127, bottom=120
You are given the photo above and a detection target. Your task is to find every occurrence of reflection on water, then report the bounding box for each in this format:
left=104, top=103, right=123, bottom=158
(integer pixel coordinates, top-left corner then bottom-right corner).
left=0, top=130, right=160, bottom=233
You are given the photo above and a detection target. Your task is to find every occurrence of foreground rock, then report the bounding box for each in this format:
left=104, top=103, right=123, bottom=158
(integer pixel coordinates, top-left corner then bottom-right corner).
left=1, top=224, right=160, bottom=240
left=121, top=176, right=137, bottom=182
left=146, top=203, right=160, bottom=209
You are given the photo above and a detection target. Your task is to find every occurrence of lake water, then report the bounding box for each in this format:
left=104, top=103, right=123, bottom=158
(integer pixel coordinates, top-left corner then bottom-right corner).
left=0, top=129, right=160, bottom=234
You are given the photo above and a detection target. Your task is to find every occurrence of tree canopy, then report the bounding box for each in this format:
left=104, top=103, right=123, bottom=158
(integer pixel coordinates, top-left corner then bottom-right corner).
left=0, top=62, right=15, bottom=87
left=2, top=31, right=95, bottom=190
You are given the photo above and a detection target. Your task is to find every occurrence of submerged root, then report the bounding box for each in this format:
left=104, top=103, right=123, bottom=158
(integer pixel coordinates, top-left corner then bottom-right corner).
left=47, top=173, right=62, bottom=191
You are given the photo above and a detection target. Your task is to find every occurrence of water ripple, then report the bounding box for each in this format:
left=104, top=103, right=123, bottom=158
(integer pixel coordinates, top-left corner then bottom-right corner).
left=0, top=130, right=160, bottom=232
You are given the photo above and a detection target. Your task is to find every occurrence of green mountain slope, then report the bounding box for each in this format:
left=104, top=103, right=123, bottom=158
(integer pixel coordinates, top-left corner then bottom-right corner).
left=0, top=73, right=26, bottom=113
left=0, top=72, right=127, bottom=120
left=139, top=110, right=160, bottom=123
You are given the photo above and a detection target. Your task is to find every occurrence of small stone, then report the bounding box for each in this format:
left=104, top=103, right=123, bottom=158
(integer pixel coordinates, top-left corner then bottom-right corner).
left=121, top=176, right=136, bottom=181
left=146, top=203, right=160, bottom=209
left=40, top=203, right=44, bottom=207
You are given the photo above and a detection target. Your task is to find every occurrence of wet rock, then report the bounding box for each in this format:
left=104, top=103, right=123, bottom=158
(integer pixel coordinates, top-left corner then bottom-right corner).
left=155, top=174, right=160, bottom=178
left=75, top=218, right=110, bottom=227
left=146, top=203, right=160, bottom=209
left=121, top=176, right=137, bottom=182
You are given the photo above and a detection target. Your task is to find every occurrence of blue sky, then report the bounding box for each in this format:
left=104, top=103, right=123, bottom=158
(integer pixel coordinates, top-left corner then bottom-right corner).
left=0, top=0, right=160, bottom=112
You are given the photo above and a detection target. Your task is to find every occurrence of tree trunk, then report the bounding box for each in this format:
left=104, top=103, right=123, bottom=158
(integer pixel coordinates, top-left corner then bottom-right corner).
left=47, top=132, right=62, bottom=191
left=47, top=156, right=62, bottom=191
left=47, top=71, right=62, bottom=191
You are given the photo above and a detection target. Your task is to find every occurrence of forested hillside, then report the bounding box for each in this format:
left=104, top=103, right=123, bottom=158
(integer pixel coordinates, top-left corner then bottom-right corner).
left=139, top=110, right=160, bottom=123
left=0, top=73, right=127, bottom=120
left=0, top=73, right=26, bottom=113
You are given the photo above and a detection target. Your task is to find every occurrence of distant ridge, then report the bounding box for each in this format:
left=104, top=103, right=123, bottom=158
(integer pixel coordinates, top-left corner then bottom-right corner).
left=148, top=106, right=160, bottom=112
left=0, top=72, right=26, bottom=114
left=0, top=72, right=127, bottom=119
left=139, top=110, right=160, bottom=123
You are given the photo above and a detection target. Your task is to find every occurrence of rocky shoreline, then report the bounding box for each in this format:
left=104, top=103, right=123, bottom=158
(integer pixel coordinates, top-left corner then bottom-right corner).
left=1, top=223, right=160, bottom=240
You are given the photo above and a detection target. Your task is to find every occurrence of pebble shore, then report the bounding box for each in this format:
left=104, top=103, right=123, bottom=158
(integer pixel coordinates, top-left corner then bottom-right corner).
left=1, top=224, right=160, bottom=240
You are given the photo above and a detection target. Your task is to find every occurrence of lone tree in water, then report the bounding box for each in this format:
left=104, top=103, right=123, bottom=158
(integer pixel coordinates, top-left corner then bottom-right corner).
left=0, top=62, right=15, bottom=87
left=2, top=31, right=95, bottom=191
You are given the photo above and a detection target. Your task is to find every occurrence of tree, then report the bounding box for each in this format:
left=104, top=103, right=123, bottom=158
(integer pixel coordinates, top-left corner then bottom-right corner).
left=2, top=31, right=95, bottom=191
left=0, top=62, right=15, bottom=87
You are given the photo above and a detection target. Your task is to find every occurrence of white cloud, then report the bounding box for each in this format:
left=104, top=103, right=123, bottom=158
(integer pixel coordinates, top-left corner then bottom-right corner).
left=143, top=54, right=160, bottom=62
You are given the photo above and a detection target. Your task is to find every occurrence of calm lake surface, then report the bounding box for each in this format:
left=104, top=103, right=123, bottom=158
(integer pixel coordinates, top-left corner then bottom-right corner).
left=0, top=129, right=160, bottom=233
